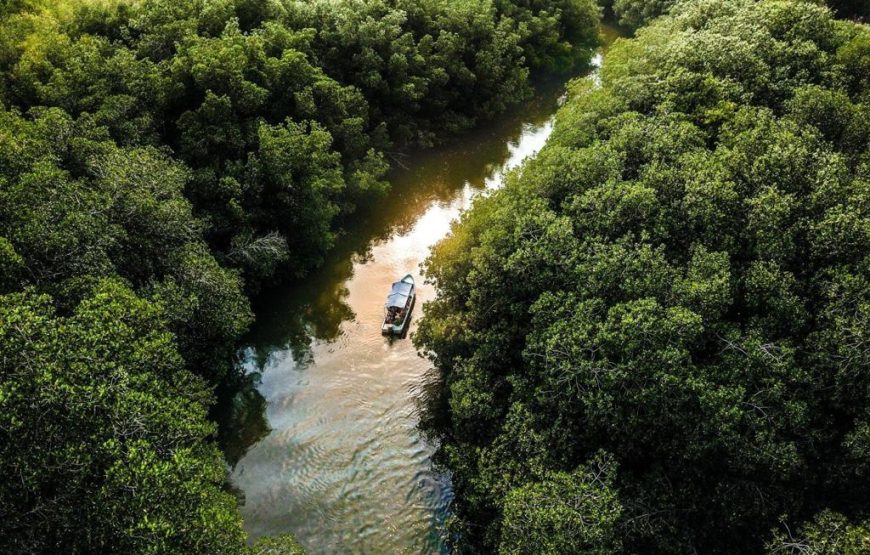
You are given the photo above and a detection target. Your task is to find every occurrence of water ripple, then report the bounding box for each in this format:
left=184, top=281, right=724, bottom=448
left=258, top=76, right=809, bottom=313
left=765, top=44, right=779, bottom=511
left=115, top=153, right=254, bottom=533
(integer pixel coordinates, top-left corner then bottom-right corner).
left=226, top=30, right=620, bottom=552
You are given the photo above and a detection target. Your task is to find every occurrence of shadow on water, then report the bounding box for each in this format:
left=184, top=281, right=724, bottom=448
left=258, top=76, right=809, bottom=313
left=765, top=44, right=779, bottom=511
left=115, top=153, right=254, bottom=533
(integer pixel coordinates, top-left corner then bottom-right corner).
left=251, top=76, right=567, bottom=348
left=215, top=24, right=625, bottom=553
left=217, top=369, right=271, bottom=469
left=215, top=80, right=565, bottom=466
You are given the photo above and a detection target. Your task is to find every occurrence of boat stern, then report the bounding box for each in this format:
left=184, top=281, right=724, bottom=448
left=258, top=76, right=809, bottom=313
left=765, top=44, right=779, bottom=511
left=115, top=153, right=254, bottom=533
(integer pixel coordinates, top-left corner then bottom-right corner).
left=382, top=322, right=403, bottom=336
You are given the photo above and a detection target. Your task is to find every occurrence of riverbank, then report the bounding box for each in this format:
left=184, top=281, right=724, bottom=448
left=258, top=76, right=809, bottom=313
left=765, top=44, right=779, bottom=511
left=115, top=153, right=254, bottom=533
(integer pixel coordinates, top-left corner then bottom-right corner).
left=413, top=1, right=870, bottom=552
left=219, top=24, right=623, bottom=554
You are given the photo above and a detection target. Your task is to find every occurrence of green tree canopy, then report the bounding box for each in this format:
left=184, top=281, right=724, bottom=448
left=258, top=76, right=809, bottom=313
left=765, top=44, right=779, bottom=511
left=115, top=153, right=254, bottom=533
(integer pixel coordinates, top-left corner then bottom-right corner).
left=416, top=0, right=870, bottom=552
left=0, top=280, right=247, bottom=553
left=0, top=0, right=602, bottom=551
left=499, top=452, right=622, bottom=555
left=0, top=0, right=601, bottom=285
left=767, top=511, right=870, bottom=555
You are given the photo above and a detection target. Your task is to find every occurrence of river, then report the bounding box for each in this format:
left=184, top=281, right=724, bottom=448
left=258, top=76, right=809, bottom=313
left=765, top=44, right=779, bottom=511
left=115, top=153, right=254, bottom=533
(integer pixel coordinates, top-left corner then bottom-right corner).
left=220, top=25, right=621, bottom=555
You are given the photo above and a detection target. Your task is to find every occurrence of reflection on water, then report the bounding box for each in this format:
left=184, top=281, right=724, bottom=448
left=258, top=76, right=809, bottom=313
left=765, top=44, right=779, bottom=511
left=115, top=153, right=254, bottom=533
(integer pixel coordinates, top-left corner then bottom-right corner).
left=221, top=26, right=621, bottom=555
left=218, top=371, right=271, bottom=468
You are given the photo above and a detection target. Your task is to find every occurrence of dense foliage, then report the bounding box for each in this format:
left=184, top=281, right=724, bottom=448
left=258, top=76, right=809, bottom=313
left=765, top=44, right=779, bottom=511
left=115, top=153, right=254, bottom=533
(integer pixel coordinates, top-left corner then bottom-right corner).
left=0, top=281, right=248, bottom=552
left=609, top=0, right=868, bottom=31
left=0, top=105, right=252, bottom=381
left=416, top=0, right=870, bottom=552
left=0, top=0, right=601, bottom=552
left=611, top=0, right=678, bottom=29
left=766, top=510, right=870, bottom=554
left=0, top=0, right=600, bottom=282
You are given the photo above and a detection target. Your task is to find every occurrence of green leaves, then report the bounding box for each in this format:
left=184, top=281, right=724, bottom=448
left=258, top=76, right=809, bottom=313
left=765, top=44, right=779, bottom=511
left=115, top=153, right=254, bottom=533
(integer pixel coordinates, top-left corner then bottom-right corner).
left=767, top=510, right=870, bottom=555
left=0, top=106, right=252, bottom=380
left=244, top=118, right=343, bottom=274
left=499, top=453, right=622, bottom=555
left=253, top=533, right=308, bottom=555
left=0, top=0, right=598, bottom=292
left=416, top=0, right=870, bottom=552
left=0, top=281, right=246, bottom=554
left=613, top=0, right=678, bottom=30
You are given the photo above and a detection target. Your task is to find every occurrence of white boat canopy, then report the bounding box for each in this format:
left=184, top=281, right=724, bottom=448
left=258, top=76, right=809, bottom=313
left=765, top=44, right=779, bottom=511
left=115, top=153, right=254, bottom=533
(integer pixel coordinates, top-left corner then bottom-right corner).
left=386, top=281, right=413, bottom=308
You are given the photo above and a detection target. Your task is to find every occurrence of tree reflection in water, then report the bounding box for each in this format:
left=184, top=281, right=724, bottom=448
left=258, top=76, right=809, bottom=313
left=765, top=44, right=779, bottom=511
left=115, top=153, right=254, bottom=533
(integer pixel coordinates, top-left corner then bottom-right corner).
left=213, top=42, right=621, bottom=549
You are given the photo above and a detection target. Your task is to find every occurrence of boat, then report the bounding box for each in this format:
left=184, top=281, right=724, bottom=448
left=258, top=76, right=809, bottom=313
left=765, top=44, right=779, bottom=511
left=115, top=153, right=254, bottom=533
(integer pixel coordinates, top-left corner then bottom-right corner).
left=382, top=274, right=415, bottom=336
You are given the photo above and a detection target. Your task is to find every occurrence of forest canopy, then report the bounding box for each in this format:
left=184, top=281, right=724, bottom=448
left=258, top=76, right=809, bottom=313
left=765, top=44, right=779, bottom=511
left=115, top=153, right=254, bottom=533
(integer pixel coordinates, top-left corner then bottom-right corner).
left=416, top=0, right=870, bottom=553
left=607, top=0, right=868, bottom=31
left=0, top=0, right=601, bottom=552
left=0, top=0, right=601, bottom=286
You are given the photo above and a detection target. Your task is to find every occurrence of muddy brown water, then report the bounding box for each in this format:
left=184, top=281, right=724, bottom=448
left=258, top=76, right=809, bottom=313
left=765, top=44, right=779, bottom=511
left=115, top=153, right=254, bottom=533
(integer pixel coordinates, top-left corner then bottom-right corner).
left=221, top=25, right=622, bottom=555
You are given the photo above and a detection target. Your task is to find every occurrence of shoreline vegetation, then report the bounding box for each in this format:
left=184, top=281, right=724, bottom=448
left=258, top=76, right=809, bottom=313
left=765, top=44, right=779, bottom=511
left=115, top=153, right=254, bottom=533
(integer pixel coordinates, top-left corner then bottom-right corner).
left=415, top=0, right=870, bottom=553
left=2, top=0, right=869, bottom=553
left=601, top=0, right=868, bottom=32
left=0, top=0, right=600, bottom=553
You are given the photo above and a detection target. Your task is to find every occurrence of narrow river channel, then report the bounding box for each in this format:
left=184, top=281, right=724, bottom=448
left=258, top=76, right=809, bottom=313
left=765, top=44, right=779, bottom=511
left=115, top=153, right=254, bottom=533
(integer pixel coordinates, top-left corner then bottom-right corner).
left=222, top=25, right=621, bottom=554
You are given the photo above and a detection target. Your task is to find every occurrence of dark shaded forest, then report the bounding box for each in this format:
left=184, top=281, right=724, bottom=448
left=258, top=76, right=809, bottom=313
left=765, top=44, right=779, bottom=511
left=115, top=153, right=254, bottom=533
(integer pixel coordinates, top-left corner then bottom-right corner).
left=416, top=0, right=870, bottom=553
left=0, top=0, right=600, bottom=553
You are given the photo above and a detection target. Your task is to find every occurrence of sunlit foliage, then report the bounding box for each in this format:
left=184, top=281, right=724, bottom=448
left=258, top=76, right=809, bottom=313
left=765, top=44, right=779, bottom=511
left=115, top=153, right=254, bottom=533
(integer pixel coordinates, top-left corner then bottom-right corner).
left=610, top=0, right=868, bottom=31
left=0, top=0, right=600, bottom=552
left=416, top=1, right=870, bottom=552
left=0, top=0, right=601, bottom=282
left=0, top=281, right=247, bottom=553
left=766, top=510, right=870, bottom=555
